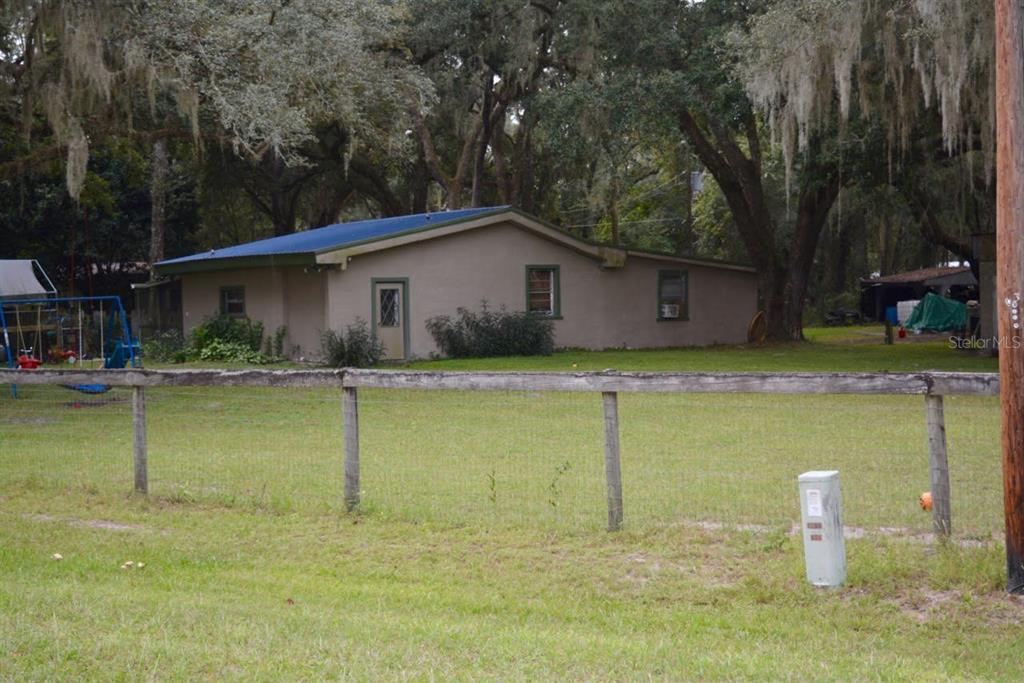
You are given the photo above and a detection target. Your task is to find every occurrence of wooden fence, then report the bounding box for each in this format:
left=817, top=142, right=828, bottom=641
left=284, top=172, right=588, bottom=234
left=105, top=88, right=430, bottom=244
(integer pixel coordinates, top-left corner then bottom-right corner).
left=0, top=368, right=1000, bottom=535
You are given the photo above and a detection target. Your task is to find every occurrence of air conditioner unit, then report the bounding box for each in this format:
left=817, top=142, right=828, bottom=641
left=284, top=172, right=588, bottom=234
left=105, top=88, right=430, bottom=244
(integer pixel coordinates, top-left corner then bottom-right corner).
left=660, top=303, right=680, bottom=319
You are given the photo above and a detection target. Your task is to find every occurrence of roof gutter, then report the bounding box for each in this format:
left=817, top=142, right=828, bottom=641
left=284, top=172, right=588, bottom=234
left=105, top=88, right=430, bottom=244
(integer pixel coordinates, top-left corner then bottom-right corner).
left=154, top=253, right=315, bottom=276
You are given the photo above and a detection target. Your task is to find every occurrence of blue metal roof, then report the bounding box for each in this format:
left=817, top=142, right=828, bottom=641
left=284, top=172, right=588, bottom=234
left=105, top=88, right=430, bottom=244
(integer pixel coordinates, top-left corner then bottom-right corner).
left=156, top=206, right=510, bottom=267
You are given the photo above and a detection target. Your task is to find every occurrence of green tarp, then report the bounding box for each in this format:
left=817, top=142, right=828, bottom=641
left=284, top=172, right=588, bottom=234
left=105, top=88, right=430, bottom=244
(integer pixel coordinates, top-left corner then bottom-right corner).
left=904, top=292, right=968, bottom=332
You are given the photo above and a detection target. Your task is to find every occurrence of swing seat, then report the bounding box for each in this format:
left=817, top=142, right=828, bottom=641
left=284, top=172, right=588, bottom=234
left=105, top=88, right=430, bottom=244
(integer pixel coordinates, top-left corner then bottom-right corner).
left=103, top=340, right=140, bottom=369
left=64, top=383, right=111, bottom=395
left=17, top=355, right=41, bottom=369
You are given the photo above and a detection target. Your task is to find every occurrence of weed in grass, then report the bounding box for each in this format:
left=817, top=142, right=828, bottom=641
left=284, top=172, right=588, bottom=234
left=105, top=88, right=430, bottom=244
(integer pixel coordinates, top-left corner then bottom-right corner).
left=487, top=468, right=497, bottom=507
left=547, top=460, right=572, bottom=509
left=167, top=486, right=196, bottom=504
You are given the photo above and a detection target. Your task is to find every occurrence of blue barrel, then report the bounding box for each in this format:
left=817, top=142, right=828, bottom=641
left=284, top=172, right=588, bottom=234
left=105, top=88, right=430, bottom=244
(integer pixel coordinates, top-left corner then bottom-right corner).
left=885, top=306, right=899, bottom=325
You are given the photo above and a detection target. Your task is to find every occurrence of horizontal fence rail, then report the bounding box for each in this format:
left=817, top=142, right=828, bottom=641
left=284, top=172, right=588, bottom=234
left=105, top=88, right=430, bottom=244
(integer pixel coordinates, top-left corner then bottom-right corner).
left=1, top=368, right=1001, bottom=534
left=0, top=368, right=1001, bottom=396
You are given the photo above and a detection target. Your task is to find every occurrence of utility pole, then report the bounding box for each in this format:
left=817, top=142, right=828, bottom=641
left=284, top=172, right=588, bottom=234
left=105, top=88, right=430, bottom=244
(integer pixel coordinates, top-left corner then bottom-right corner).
left=995, top=0, right=1024, bottom=594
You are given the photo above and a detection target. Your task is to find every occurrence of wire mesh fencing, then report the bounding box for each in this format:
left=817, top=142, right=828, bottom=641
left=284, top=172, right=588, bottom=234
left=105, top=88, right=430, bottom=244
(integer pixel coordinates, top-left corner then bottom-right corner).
left=0, top=384, right=134, bottom=493
left=353, top=389, right=1002, bottom=536
left=0, top=373, right=1003, bottom=539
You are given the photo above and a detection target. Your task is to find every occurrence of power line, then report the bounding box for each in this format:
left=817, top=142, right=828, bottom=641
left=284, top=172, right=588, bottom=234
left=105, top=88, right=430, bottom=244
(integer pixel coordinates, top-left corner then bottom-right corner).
left=562, top=216, right=689, bottom=230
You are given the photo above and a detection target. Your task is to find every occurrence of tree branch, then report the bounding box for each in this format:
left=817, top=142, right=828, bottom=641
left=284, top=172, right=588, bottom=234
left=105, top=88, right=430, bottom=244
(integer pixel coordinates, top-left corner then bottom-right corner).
left=0, top=127, right=193, bottom=182
left=412, top=110, right=453, bottom=190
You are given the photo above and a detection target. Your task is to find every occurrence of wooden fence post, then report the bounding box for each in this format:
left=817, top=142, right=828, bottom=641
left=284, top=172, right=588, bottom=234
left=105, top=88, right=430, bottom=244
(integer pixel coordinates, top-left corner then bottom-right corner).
left=925, top=394, right=951, bottom=536
left=343, top=386, right=360, bottom=511
left=602, top=391, right=624, bottom=531
left=132, top=385, right=148, bottom=494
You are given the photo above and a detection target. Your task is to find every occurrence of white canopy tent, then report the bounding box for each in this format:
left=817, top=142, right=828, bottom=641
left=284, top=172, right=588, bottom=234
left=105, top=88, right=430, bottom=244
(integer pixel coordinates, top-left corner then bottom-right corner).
left=0, top=260, right=56, bottom=299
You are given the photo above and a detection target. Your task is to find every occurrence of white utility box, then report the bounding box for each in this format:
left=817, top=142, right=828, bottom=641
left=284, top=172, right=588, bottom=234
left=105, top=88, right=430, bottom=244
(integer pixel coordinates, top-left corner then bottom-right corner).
left=798, top=470, right=846, bottom=588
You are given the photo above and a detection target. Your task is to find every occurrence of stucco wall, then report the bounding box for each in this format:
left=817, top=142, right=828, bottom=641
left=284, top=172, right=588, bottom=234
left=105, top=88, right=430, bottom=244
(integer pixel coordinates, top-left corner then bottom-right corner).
left=282, top=268, right=326, bottom=359
left=324, top=221, right=757, bottom=358
left=179, top=222, right=757, bottom=360
left=180, top=266, right=325, bottom=358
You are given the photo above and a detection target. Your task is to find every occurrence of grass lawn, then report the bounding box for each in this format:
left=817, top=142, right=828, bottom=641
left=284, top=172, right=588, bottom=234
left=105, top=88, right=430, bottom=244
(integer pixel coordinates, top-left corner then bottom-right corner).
left=402, top=325, right=1000, bottom=373
left=2, top=327, right=1019, bottom=679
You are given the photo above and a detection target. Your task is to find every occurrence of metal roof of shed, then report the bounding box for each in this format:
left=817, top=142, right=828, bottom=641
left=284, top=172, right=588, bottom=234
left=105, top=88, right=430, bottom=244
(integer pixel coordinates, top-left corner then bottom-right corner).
left=155, top=205, right=756, bottom=275
left=156, top=206, right=508, bottom=268
left=866, top=266, right=975, bottom=285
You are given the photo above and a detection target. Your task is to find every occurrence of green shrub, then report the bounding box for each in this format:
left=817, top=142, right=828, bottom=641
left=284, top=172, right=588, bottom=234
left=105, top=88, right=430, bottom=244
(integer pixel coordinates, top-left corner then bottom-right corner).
left=425, top=302, right=555, bottom=358
left=321, top=319, right=385, bottom=368
left=141, top=329, right=187, bottom=363
left=272, top=325, right=288, bottom=358
left=189, top=315, right=264, bottom=355
left=197, top=339, right=274, bottom=364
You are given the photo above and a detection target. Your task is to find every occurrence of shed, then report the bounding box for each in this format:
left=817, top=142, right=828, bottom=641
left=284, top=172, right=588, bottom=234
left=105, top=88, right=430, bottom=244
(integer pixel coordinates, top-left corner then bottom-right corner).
left=859, top=266, right=977, bottom=322
left=155, top=207, right=759, bottom=360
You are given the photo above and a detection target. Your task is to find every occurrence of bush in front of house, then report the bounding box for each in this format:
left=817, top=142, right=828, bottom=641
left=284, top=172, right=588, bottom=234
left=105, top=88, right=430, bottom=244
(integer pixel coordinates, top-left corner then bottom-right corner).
left=198, top=339, right=276, bottom=364
left=321, top=319, right=385, bottom=368
left=189, top=315, right=265, bottom=355
left=425, top=302, right=555, bottom=358
left=262, top=325, right=289, bottom=360
left=178, top=315, right=279, bottom=364
left=141, top=329, right=188, bottom=363
left=272, top=325, right=288, bottom=358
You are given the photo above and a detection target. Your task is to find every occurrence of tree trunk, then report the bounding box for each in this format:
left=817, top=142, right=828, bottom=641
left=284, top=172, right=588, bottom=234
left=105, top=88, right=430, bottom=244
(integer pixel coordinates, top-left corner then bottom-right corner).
left=266, top=153, right=298, bottom=236
left=492, top=125, right=513, bottom=205
left=879, top=218, right=892, bottom=276
left=414, top=109, right=479, bottom=210
left=720, top=172, right=836, bottom=343
left=677, top=107, right=840, bottom=341
left=679, top=156, right=694, bottom=255
left=148, top=137, right=168, bottom=278
left=902, top=182, right=977, bottom=276
left=471, top=73, right=494, bottom=207
left=411, top=148, right=430, bottom=213
left=270, top=194, right=297, bottom=236
left=608, top=173, right=621, bottom=245
left=514, top=112, right=538, bottom=212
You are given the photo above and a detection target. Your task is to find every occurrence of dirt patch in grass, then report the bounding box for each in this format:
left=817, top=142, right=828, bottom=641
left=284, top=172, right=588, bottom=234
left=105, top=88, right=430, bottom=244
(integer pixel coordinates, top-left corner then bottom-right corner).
left=888, top=589, right=1024, bottom=626
left=893, top=588, right=960, bottom=623
left=612, top=533, right=749, bottom=590
left=1, top=416, right=59, bottom=426
left=61, top=396, right=127, bottom=409
left=687, top=519, right=999, bottom=548
left=25, top=513, right=147, bottom=533
left=620, top=552, right=668, bottom=586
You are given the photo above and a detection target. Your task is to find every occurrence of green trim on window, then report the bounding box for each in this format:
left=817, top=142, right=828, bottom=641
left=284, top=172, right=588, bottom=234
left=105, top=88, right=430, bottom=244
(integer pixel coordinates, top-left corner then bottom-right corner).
left=656, top=269, right=689, bottom=321
left=525, top=265, right=561, bottom=318
left=219, top=285, right=246, bottom=317
left=370, top=277, right=410, bottom=359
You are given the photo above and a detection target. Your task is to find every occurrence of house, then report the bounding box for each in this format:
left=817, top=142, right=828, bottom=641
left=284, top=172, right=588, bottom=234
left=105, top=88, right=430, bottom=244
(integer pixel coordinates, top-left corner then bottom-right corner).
left=154, top=207, right=758, bottom=360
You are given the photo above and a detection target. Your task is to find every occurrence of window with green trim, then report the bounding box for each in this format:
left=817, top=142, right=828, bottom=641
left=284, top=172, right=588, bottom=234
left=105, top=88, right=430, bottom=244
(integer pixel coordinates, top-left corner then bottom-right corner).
left=657, top=270, right=688, bottom=320
left=219, top=286, right=246, bottom=317
left=526, top=266, right=560, bottom=317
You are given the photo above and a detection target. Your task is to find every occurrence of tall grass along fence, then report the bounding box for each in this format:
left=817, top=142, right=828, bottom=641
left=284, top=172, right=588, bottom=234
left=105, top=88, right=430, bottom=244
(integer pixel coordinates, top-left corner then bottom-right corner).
left=0, top=368, right=999, bottom=536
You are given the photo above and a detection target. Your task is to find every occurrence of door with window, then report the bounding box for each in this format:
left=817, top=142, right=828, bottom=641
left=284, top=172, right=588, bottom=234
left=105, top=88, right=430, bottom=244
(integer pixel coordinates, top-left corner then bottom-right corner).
left=373, top=280, right=407, bottom=359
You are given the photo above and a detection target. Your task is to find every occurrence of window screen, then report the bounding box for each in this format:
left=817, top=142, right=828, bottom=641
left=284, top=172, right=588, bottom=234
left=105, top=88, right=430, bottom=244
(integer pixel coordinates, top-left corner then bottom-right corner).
left=657, top=271, right=687, bottom=320
left=219, top=286, right=245, bottom=317
left=527, top=266, right=559, bottom=316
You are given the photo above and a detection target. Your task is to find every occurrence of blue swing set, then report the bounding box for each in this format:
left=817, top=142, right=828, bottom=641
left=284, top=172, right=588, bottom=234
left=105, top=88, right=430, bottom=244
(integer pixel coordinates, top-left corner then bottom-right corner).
left=0, top=295, right=141, bottom=398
